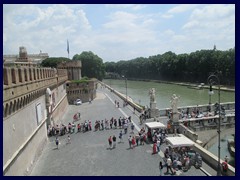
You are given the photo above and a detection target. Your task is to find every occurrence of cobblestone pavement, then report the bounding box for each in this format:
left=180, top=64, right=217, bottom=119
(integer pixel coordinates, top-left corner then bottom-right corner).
left=30, top=87, right=206, bottom=176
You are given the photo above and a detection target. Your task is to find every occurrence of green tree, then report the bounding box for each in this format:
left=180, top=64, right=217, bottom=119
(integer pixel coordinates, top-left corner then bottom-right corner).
left=73, top=51, right=105, bottom=81
left=41, top=57, right=71, bottom=68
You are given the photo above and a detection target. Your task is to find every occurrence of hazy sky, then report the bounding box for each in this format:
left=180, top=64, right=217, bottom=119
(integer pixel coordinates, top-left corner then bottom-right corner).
left=3, top=4, right=235, bottom=62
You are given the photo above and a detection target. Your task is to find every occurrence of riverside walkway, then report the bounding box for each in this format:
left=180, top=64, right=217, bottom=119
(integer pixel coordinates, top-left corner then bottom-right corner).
left=30, top=87, right=212, bottom=176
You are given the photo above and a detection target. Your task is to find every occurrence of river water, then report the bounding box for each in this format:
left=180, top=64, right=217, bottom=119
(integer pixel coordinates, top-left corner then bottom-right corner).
left=103, top=79, right=235, bottom=167
left=103, top=79, right=235, bottom=109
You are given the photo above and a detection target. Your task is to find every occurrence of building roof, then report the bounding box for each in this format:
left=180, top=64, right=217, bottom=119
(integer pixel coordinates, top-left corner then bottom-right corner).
left=165, top=136, right=194, bottom=148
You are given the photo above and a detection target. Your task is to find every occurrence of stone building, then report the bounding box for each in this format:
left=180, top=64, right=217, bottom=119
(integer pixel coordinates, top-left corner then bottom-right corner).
left=3, top=46, right=49, bottom=67
left=57, top=60, right=82, bottom=80
left=3, top=64, right=68, bottom=175
left=57, top=60, right=97, bottom=104
left=66, top=79, right=97, bottom=104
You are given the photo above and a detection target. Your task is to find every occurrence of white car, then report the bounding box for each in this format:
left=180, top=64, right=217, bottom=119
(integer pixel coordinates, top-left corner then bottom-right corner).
left=75, top=99, right=82, bottom=105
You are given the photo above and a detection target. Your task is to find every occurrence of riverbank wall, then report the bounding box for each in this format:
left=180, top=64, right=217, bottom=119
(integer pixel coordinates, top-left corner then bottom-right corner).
left=99, top=81, right=143, bottom=113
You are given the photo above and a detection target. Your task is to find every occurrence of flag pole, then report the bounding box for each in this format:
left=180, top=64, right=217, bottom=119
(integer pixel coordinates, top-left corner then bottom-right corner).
left=67, top=39, right=70, bottom=59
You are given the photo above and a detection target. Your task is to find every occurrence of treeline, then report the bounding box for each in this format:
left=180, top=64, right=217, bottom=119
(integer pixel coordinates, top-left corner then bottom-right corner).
left=105, top=48, right=235, bottom=85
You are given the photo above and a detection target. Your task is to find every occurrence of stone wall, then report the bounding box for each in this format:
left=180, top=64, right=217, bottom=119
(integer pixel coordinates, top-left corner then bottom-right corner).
left=3, top=66, right=68, bottom=175
left=66, top=79, right=97, bottom=104
left=3, top=67, right=68, bottom=118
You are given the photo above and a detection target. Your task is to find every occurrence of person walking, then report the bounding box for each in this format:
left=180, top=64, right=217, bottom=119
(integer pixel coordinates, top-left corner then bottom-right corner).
left=55, top=137, right=59, bottom=149
left=108, top=136, right=112, bottom=149
left=67, top=135, right=71, bottom=144
left=159, top=161, right=164, bottom=176
left=132, top=136, right=136, bottom=148
left=131, top=122, right=134, bottom=134
left=112, top=135, right=116, bottom=148
left=157, top=139, right=161, bottom=152
left=128, top=135, right=132, bottom=149
left=165, top=157, right=174, bottom=175
left=119, top=130, right=123, bottom=143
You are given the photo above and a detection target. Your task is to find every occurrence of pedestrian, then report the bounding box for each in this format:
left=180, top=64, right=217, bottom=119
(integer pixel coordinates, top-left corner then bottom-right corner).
left=152, top=142, right=157, bottom=154
left=108, top=136, right=112, bottom=149
left=124, top=123, right=128, bottom=134
left=55, top=137, right=59, bottom=149
left=118, top=117, right=122, bottom=128
left=114, top=119, right=117, bottom=129
left=128, top=135, right=132, bottom=149
left=157, top=139, right=160, bottom=152
left=131, top=122, right=134, bottom=133
left=132, top=136, right=136, bottom=148
left=112, top=135, right=116, bottom=148
left=222, top=159, right=229, bottom=176
left=67, top=135, right=71, bottom=144
left=72, top=122, right=75, bottom=133
left=89, top=120, right=92, bottom=131
left=135, top=134, right=139, bottom=146
left=165, top=157, right=174, bottom=175
left=119, top=130, right=123, bottom=143
left=101, top=120, right=104, bottom=130
left=77, top=123, right=81, bottom=132
left=159, top=161, right=163, bottom=176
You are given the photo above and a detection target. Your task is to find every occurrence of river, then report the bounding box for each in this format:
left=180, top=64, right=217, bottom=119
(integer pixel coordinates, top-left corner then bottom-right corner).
left=103, top=79, right=235, bottom=109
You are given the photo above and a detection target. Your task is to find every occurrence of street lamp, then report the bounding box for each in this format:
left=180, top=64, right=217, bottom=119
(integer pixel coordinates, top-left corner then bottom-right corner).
left=125, top=78, right=128, bottom=105
left=208, top=82, right=214, bottom=111
left=207, top=72, right=221, bottom=176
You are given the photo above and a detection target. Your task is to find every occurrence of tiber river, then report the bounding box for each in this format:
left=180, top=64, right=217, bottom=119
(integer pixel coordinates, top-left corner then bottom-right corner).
left=103, top=79, right=235, bottom=167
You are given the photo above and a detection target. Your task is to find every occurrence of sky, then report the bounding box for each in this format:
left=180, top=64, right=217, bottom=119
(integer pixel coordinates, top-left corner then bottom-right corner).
left=3, top=4, right=235, bottom=62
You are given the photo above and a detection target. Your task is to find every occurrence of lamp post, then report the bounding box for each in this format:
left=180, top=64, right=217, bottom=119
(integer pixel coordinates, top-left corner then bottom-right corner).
left=125, top=78, right=128, bottom=105
left=207, top=72, right=221, bottom=176
left=208, top=82, right=214, bottom=112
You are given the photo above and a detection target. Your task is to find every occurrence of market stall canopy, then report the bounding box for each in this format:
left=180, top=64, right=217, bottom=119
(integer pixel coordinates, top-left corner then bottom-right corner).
left=166, top=136, right=194, bottom=148
left=145, top=122, right=166, bottom=129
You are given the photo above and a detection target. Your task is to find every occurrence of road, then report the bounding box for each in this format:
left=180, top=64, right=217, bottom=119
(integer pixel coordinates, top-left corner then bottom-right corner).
left=30, top=87, right=207, bottom=176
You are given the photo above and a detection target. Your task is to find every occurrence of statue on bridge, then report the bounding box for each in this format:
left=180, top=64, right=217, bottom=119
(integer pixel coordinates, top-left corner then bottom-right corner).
left=170, top=94, right=180, bottom=113
left=149, top=88, right=156, bottom=103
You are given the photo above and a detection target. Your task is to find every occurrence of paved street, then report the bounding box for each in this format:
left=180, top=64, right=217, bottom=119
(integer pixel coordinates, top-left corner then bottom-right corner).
left=30, top=87, right=206, bottom=176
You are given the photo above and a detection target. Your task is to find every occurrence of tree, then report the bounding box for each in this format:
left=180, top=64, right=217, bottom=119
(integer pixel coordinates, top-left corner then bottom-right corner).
left=41, top=57, right=70, bottom=68
left=73, top=51, right=105, bottom=81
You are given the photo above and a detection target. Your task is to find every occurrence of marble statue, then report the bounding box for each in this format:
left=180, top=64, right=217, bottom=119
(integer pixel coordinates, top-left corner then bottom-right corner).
left=149, top=88, right=156, bottom=103
left=170, top=94, right=180, bottom=113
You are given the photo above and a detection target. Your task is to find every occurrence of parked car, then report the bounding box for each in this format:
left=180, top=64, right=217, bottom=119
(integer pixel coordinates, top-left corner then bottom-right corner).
left=74, top=99, right=82, bottom=105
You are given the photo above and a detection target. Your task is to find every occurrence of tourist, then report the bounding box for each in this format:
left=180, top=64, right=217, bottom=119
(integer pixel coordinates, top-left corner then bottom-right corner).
left=157, top=139, right=160, bottom=152
left=110, top=118, right=113, bottom=129
left=112, top=135, right=116, bottom=148
left=67, top=135, right=71, bottom=144
left=131, top=122, right=134, bottom=134
left=222, top=159, right=229, bottom=175
left=132, top=136, right=136, bottom=148
left=72, top=122, right=75, bottom=133
left=119, top=130, right=123, bottom=143
left=88, top=120, right=92, bottom=131
left=159, top=161, right=163, bottom=176
left=55, top=137, right=59, bottom=149
left=135, top=134, right=140, bottom=146
left=152, top=142, right=157, bottom=154
left=128, top=135, right=132, bottom=149
left=114, top=119, right=117, bottom=129
left=68, top=123, right=72, bottom=134
left=101, top=120, right=104, bottom=130
left=77, top=123, right=81, bottom=132
left=118, top=117, right=122, bottom=128
left=165, top=157, right=174, bottom=175
left=108, top=136, right=112, bottom=149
